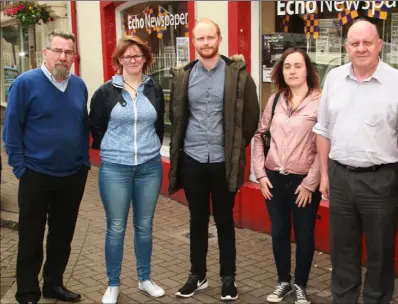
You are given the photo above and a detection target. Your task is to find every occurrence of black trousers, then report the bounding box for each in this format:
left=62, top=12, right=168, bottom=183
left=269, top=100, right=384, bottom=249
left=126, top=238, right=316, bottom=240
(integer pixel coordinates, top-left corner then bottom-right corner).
left=329, top=160, right=398, bottom=304
left=181, top=153, right=236, bottom=278
left=15, top=167, right=88, bottom=303
left=266, top=169, right=321, bottom=287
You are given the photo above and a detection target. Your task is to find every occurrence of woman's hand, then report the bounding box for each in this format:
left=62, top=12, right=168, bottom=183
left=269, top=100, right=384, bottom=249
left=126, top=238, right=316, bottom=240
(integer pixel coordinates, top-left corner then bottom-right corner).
left=259, top=177, right=273, bottom=200
left=295, top=185, right=312, bottom=207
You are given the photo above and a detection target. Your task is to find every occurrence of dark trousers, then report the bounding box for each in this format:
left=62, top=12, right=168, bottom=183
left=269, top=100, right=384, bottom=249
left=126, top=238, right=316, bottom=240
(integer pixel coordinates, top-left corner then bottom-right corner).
left=266, top=169, right=321, bottom=287
left=15, top=167, right=88, bottom=303
left=181, top=153, right=236, bottom=278
left=329, top=160, right=398, bottom=304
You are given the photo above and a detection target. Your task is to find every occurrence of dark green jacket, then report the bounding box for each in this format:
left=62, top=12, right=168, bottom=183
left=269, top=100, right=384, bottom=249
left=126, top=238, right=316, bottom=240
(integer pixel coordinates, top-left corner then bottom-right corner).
left=168, top=55, right=260, bottom=194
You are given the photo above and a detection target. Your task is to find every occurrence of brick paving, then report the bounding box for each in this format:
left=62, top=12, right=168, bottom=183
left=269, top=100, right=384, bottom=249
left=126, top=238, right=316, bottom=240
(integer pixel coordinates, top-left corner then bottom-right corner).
left=0, top=227, right=18, bottom=299
left=1, top=150, right=397, bottom=303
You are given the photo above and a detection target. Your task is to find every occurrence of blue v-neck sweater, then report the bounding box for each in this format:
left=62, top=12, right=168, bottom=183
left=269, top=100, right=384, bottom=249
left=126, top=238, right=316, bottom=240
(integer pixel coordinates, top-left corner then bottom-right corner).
left=3, top=68, right=90, bottom=178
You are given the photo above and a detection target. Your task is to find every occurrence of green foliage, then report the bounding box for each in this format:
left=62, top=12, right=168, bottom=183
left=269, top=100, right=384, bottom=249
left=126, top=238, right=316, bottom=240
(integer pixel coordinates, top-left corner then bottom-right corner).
left=2, top=1, right=54, bottom=27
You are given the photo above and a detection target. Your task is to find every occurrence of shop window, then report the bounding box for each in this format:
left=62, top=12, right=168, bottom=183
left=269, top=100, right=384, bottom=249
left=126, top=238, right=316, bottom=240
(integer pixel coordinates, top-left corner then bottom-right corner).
left=34, top=22, right=58, bottom=66
left=0, top=18, right=81, bottom=106
left=261, top=1, right=398, bottom=105
left=119, top=1, right=189, bottom=149
left=1, top=25, right=30, bottom=105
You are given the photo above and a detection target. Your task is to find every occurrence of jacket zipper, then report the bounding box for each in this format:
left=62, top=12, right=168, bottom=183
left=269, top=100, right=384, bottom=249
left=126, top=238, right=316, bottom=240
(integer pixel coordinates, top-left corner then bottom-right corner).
left=280, top=104, right=297, bottom=175
left=133, top=97, right=138, bottom=165
left=278, top=100, right=317, bottom=175
left=280, top=108, right=291, bottom=175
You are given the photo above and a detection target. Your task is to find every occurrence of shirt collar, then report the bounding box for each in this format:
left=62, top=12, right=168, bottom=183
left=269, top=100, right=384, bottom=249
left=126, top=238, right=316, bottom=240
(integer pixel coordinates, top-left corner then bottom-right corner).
left=41, top=63, right=71, bottom=83
left=371, top=59, right=385, bottom=83
left=197, top=56, right=224, bottom=72
left=112, top=74, right=151, bottom=89
left=345, top=59, right=385, bottom=83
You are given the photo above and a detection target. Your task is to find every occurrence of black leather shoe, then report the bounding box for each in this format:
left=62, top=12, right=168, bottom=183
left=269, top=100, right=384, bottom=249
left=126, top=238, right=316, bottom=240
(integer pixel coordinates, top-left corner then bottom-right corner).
left=42, top=285, right=81, bottom=302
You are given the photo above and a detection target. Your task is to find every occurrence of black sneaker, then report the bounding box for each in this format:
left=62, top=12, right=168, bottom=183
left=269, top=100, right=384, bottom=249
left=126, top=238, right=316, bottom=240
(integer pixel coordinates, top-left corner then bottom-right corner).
left=266, top=282, right=292, bottom=302
left=294, top=284, right=310, bottom=304
left=221, top=276, right=238, bottom=301
left=175, top=274, right=208, bottom=298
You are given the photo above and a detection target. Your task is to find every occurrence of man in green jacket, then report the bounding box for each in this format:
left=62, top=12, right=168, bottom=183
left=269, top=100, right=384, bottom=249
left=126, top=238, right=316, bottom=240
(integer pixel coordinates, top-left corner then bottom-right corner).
left=169, top=18, right=260, bottom=301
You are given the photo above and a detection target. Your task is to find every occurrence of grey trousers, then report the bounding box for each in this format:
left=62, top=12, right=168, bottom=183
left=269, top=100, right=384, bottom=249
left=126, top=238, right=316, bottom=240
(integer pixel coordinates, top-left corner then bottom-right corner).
left=329, top=160, right=398, bottom=304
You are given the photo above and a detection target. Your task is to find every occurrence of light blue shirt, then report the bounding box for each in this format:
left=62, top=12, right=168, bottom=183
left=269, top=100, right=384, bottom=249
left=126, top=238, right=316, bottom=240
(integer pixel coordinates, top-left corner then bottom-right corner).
left=100, top=74, right=161, bottom=166
left=41, top=63, right=71, bottom=92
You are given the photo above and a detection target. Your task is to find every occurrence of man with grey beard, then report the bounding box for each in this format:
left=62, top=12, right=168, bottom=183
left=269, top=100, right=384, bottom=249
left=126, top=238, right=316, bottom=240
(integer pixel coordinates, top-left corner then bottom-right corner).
left=3, top=30, right=90, bottom=304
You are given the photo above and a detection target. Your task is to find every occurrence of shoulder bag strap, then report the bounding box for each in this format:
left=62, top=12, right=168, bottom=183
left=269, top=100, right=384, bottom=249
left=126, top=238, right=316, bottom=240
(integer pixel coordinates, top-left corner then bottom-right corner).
left=271, top=92, right=281, bottom=120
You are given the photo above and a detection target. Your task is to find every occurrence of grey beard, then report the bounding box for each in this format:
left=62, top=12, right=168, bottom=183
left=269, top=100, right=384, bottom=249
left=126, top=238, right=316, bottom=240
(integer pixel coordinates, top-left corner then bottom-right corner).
left=53, top=65, right=70, bottom=80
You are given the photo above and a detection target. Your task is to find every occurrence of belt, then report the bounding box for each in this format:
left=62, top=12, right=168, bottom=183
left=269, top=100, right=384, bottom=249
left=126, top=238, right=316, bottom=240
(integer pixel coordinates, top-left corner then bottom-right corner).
left=266, top=168, right=307, bottom=178
left=335, top=161, right=386, bottom=172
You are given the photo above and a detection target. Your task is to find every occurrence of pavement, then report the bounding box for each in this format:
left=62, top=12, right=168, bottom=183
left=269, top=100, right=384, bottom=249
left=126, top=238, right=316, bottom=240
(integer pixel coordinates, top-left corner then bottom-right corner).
left=1, top=150, right=397, bottom=304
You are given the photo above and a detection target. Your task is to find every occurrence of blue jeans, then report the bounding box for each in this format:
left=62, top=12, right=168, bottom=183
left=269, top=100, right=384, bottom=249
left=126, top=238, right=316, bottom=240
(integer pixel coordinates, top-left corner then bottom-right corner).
left=99, top=155, right=162, bottom=286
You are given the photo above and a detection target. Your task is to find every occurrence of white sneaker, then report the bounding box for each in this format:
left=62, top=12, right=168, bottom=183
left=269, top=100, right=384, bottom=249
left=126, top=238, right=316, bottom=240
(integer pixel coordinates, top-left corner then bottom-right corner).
left=102, top=286, right=120, bottom=304
left=138, top=280, right=165, bottom=298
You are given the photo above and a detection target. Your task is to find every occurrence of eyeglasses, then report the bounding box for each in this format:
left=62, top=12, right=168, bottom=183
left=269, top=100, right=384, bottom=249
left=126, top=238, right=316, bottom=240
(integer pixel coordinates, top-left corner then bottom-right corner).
left=47, top=48, right=74, bottom=58
left=120, top=55, right=145, bottom=63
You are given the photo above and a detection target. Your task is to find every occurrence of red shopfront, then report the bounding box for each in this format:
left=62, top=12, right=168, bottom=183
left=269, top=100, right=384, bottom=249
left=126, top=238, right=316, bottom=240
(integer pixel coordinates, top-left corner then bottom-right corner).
left=94, top=1, right=255, bottom=222
left=94, top=1, right=398, bottom=275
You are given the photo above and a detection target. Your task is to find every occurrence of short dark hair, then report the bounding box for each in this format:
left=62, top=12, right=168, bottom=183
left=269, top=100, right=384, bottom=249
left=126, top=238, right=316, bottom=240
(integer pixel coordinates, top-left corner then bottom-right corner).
left=112, top=36, right=153, bottom=74
left=271, top=48, right=320, bottom=98
left=46, top=30, right=75, bottom=48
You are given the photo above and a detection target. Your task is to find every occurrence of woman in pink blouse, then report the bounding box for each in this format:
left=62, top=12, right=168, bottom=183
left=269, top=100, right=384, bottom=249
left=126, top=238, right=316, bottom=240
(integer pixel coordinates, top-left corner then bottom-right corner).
left=253, top=48, right=321, bottom=304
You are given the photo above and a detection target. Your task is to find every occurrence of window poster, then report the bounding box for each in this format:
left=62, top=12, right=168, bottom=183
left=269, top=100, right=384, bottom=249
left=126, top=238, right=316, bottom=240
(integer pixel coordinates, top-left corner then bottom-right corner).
left=390, top=13, right=398, bottom=65
left=262, top=33, right=306, bottom=82
left=262, top=33, right=285, bottom=82
left=176, top=37, right=189, bottom=66
left=315, top=19, right=342, bottom=66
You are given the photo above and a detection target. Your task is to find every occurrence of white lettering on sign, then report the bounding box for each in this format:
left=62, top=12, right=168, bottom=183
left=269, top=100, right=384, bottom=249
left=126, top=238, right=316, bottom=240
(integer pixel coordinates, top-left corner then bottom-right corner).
left=127, top=10, right=188, bottom=31
left=278, top=1, right=315, bottom=15
left=277, top=1, right=397, bottom=16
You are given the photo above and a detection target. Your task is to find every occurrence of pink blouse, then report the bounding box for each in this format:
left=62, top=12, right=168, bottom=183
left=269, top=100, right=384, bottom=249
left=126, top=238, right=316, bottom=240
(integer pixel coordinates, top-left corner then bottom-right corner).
left=253, top=91, right=321, bottom=192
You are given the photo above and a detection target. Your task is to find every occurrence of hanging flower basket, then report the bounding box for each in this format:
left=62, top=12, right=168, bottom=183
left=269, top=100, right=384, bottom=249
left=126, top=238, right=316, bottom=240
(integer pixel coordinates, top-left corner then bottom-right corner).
left=2, top=1, right=54, bottom=27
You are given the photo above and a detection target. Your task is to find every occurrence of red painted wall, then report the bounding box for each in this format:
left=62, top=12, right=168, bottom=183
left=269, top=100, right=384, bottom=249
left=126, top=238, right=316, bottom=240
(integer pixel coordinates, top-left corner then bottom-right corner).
left=99, top=2, right=116, bottom=82
left=70, top=1, right=80, bottom=76
left=227, top=2, right=253, bottom=225
left=95, top=1, right=398, bottom=276
left=187, top=2, right=195, bottom=61
left=91, top=1, right=123, bottom=167
left=228, top=1, right=252, bottom=185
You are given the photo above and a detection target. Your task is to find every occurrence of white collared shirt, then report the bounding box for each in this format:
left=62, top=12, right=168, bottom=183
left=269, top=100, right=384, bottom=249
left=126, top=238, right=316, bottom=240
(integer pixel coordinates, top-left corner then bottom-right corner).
left=41, top=63, right=71, bottom=92
left=313, top=60, right=398, bottom=167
